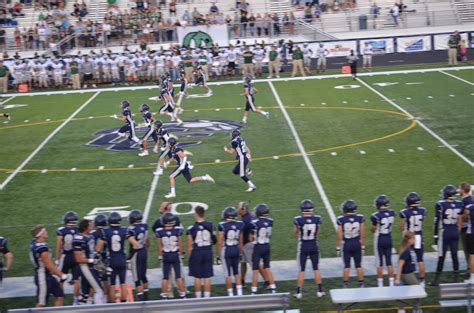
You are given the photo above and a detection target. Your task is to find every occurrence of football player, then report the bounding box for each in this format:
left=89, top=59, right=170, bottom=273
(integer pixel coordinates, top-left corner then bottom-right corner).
left=138, top=103, right=155, bottom=157
left=0, top=235, right=13, bottom=283
left=156, top=213, right=186, bottom=299
left=55, top=211, right=81, bottom=305
left=293, top=199, right=324, bottom=299
left=90, top=214, right=110, bottom=301
left=127, top=209, right=150, bottom=300
left=240, top=75, right=269, bottom=124
left=1, top=112, right=10, bottom=120
left=316, top=43, right=329, bottom=73
left=463, top=184, right=474, bottom=283
left=400, top=192, right=426, bottom=286
left=178, top=70, right=189, bottom=98
left=336, top=200, right=365, bottom=288
left=371, top=195, right=395, bottom=287
left=249, top=204, right=277, bottom=295
left=224, top=129, right=257, bottom=192
left=187, top=206, right=215, bottom=298
left=73, top=219, right=106, bottom=304
left=162, top=139, right=215, bottom=199
left=30, top=224, right=69, bottom=307
left=158, top=78, right=182, bottom=124
left=217, top=207, right=244, bottom=296
left=302, top=43, right=313, bottom=74
left=460, top=182, right=473, bottom=276
left=189, top=66, right=212, bottom=96
left=114, top=100, right=140, bottom=144
left=431, top=185, right=464, bottom=286
left=96, top=212, right=128, bottom=302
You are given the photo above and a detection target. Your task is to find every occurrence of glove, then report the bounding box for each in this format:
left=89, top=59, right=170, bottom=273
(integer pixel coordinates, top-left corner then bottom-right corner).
left=361, top=245, right=365, bottom=256
left=126, top=260, right=131, bottom=270
left=433, top=235, right=439, bottom=246
left=336, top=247, right=341, bottom=257
left=106, top=267, right=113, bottom=276
left=215, top=256, right=222, bottom=265
left=158, top=255, right=163, bottom=261
left=59, top=273, right=70, bottom=283
left=54, top=259, right=59, bottom=267
left=87, top=258, right=98, bottom=265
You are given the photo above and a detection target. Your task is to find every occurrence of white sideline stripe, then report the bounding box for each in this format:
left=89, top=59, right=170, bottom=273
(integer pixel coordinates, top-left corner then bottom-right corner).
left=0, top=67, right=472, bottom=98
left=357, top=78, right=474, bottom=168
left=440, top=70, right=474, bottom=86
left=268, top=81, right=337, bottom=230
left=0, top=91, right=101, bottom=191
left=142, top=92, right=183, bottom=223
left=0, top=96, right=16, bottom=105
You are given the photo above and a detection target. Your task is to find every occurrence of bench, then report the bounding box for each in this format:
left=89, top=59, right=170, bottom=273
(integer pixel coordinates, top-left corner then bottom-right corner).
left=439, top=282, right=474, bottom=313
left=8, top=293, right=291, bottom=313
left=330, top=285, right=427, bottom=313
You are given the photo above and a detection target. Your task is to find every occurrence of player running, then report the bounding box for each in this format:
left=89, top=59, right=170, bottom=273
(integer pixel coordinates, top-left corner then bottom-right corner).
left=431, top=185, right=464, bottom=286
left=241, top=75, right=269, bottom=124
left=217, top=207, right=244, bottom=297
left=158, top=78, right=182, bottom=124
left=400, top=192, right=426, bottom=287
left=1, top=112, right=9, bottom=120
left=371, top=195, right=395, bottom=287
left=224, top=129, right=257, bottom=192
left=188, top=66, right=212, bottom=96
left=114, top=100, right=140, bottom=144
left=336, top=200, right=365, bottom=288
left=293, top=199, right=325, bottom=299
left=138, top=103, right=156, bottom=157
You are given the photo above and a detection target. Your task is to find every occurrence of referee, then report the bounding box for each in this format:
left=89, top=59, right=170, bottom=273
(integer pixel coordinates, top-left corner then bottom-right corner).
left=347, top=50, right=359, bottom=80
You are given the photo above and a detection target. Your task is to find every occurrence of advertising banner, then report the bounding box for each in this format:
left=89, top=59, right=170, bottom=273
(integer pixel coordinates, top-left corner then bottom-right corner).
left=397, top=36, right=431, bottom=53
left=434, top=33, right=468, bottom=50
left=177, top=25, right=229, bottom=48
left=360, top=38, right=394, bottom=54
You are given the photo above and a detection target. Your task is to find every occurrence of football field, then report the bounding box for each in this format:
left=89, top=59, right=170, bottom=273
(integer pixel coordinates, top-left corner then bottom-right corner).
left=0, top=66, right=473, bottom=281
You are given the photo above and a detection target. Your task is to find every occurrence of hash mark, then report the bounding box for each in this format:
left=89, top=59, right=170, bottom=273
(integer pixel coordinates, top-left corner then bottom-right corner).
left=359, top=150, right=366, bottom=155
left=24, top=120, right=29, bottom=122
left=417, top=147, right=424, bottom=151
left=128, top=164, right=134, bottom=168
left=194, top=110, right=199, bottom=112
left=215, top=159, right=221, bottom=163
left=330, top=152, right=337, bottom=156
left=272, top=156, right=279, bottom=160
left=388, top=149, right=395, bottom=153
left=41, top=169, right=48, bottom=173
left=98, top=166, right=105, bottom=170
left=71, top=168, right=77, bottom=171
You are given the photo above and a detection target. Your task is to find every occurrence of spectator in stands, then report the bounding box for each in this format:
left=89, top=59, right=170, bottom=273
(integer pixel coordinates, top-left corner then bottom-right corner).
left=0, top=29, right=6, bottom=50
left=191, top=7, right=200, bottom=25
left=390, top=3, right=399, bottom=26
left=272, top=14, right=280, bottom=36
left=447, top=35, right=458, bottom=66
left=239, top=0, right=249, bottom=15
left=169, top=0, right=176, bottom=16
left=210, top=2, right=218, bottom=14
left=304, top=5, right=312, bottom=22
left=248, top=13, right=256, bottom=37
left=239, top=13, right=248, bottom=37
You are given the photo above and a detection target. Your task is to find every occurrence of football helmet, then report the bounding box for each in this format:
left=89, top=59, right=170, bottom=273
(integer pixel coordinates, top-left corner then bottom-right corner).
left=154, top=120, right=163, bottom=129
left=300, top=199, right=314, bottom=212
left=442, top=184, right=457, bottom=199
left=341, top=200, right=357, bottom=213
left=375, top=195, right=390, bottom=210
left=231, top=129, right=240, bottom=139
left=108, top=212, right=122, bottom=227
left=140, top=103, right=150, bottom=112
left=168, top=137, right=177, bottom=147
left=222, top=207, right=238, bottom=221
left=63, top=211, right=79, bottom=226
left=244, top=75, right=252, bottom=83
left=405, top=192, right=421, bottom=207
left=121, top=100, right=130, bottom=109
left=94, top=214, right=107, bottom=228
left=128, top=209, right=143, bottom=225
left=161, top=212, right=176, bottom=226
left=255, top=203, right=270, bottom=218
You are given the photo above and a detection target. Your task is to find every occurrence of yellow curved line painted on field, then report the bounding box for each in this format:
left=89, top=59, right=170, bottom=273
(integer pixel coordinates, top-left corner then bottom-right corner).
left=0, top=106, right=417, bottom=173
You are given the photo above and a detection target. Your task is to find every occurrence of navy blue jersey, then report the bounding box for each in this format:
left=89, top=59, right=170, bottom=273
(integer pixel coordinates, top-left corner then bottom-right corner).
left=155, top=128, right=170, bottom=146
left=122, top=108, right=133, bottom=125
left=127, top=223, right=148, bottom=250
left=153, top=215, right=181, bottom=233
left=90, top=228, right=107, bottom=258
left=187, top=221, right=214, bottom=249
left=218, top=221, right=244, bottom=247
left=103, top=227, right=128, bottom=258
left=464, top=196, right=474, bottom=234
left=168, top=146, right=188, bottom=167
left=400, top=207, right=426, bottom=235
left=337, top=214, right=365, bottom=241
left=142, top=111, right=154, bottom=125
left=249, top=218, right=273, bottom=245
left=244, top=82, right=254, bottom=95
left=241, top=212, right=254, bottom=245
left=293, top=215, right=322, bottom=243
left=0, top=236, right=10, bottom=255
left=462, top=196, right=473, bottom=230
left=434, top=200, right=463, bottom=235
left=371, top=210, right=395, bottom=236
left=400, top=247, right=416, bottom=274
left=56, top=226, right=78, bottom=255
left=231, top=137, right=250, bottom=159
left=72, top=234, right=95, bottom=261
left=29, top=240, right=50, bottom=273
left=155, top=226, right=183, bottom=253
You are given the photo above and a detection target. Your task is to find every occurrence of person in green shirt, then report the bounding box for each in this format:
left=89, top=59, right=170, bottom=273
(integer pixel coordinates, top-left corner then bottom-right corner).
left=69, top=60, right=81, bottom=89
left=448, top=35, right=458, bottom=66
left=267, top=45, right=280, bottom=78
left=197, top=49, right=210, bottom=81
left=182, top=50, right=194, bottom=82
left=0, top=60, right=10, bottom=93
left=242, top=46, right=254, bottom=78
left=291, top=46, right=305, bottom=77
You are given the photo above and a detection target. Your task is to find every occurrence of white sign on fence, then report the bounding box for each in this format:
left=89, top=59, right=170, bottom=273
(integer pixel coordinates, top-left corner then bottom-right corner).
left=397, top=36, right=431, bottom=53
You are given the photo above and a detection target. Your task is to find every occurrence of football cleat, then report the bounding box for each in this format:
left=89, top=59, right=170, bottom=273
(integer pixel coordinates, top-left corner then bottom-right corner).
left=246, top=186, right=256, bottom=192
left=176, top=118, right=183, bottom=124
left=204, top=174, right=215, bottom=183
left=294, top=293, right=302, bottom=299
left=264, top=112, right=270, bottom=119
left=4, top=113, right=10, bottom=120
left=246, top=167, right=253, bottom=176
left=138, top=150, right=149, bottom=157
left=316, top=291, right=326, bottom=298
left=153, top=168, right=164, bottom=176
left=165, top=192, right=176, bottom=199
left=153, top=146, right=159, bottom=153
left=176, top=107, right=184, bottom=114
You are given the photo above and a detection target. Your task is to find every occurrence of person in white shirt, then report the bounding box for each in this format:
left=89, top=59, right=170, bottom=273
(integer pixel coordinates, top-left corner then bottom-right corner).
left=316, top=43, right=329, bottom=73
left=253, top=45, right=265, bottom=77
left=227, top=46, right=238, bottom=76
left=101, top=56, right=112, bottom=83
left=125, top=56, right=137, bottom=82
left=362, top=42, right=373, bottom=72
left=154, top=52, right=166, bottom=78
left=302, top=43, right=313, bottom=74
left=147, top=54, right=156, bottom=81
left=38, top=60, right=49, bottom=88
left=390, top=4, right=399, bottom=26
left=51, top=59, right=64, bottom=87
left=109, top=55, right=120, bottom=83
left=12, top=60, right=25, bottom=85
left=218, top=49, right=228, bottom=76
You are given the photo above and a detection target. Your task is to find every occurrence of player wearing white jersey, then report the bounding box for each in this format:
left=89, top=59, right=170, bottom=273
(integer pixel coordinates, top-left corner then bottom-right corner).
left=253, top=46, right=265, bottom=77
left=316, top=43, right=329, bottom=73
left=12, top=60, right=25, bottom=85
left=51, top=59, right=64, bottom=87
left=362, top=42, right=374, bottom=71
left=302, top=43, right=313, bottom=74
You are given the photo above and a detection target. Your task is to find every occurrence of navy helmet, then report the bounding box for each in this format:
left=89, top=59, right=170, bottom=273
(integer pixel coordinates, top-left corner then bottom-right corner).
left=231, top=129, right=240, bottom=139
left=161, top=212, right=176, bottom=226
left=94, top=214, right=107, bottom=228
left=300, top=199, right=314, bottom=213
left=121, top=100, right=130, bottom=109
left=441, top=184, right=457, bottom=199
left=405, top=192, right=421, bottom=207
left=128, top=209, right=143, bottom=225
left=108, top=212, right=122, bottom=227
left=154, top=120, right=163, bottom=129
left=375, top=195, right=390, bottom=210
left=222, top=207, right=238, bottom=221
left=140, top=103, right=150, bottom=112
left=63, top=211, right=79, bottom=226
left=255, top=203, right=270, bottom=218
left=341, top=200, right=357, bottom=213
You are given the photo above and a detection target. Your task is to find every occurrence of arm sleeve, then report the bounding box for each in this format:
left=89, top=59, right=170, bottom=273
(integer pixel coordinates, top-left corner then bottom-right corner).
left=433, top=203, right=441, bottom=236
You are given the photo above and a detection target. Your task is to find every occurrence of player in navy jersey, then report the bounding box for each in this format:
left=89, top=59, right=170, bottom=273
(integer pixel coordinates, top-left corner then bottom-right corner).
left=293, top=199, right=325, bottom=299
left=460, top=182, right=473, bottom=276
left=187, top=206, right=215, bottom=298
left=370, top=195, right=395, bottom=287
left=462, top=184, right=474, bottom=283
left=190, top=66, right=212, bottom=95
left=115, top=100, right=140, bottom=144
left=0, top=236, right=13, bottom=283
left=179, top=71, right=188, bottom=97
left=138, top=103, right=155, bottom=157
left=336, top=200, right=365, bottom=288
left=249, top=203, right=277, bottom=294
left=127, top=209, right=149, bottom=300
left=30, top=224, right=69, bottom=307
left=399, top=192, right=426, bottom=286
left=240, top=75, right=269, bottom=124
left=153, top=122, right=173, bottom=176
left=224, top=129, right=257, bottom=192
left=217, top=207, right=244, bottom=296
left=156, top=213, right=186, bottom=299
left=158, top=78, right=182, bottom=124
left=90, top=214, right=109, bottom=299
left=96, top=212, right=128, bottom=302
left=431, top=185, right=464, bottom=286
left=73, top=219, right=106, bottom=304
left=163, top=140, right=215, bottom=198
left=395, top=232, right=419, bottom=287
left=55, top=211, right=81, bottom=304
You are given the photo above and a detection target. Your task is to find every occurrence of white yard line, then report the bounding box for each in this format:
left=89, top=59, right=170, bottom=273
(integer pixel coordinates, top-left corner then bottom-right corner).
left=268, top=81, right=337, bottom=230
left=0, top=91, right=101, bottom=191
left=357, top=78, right=474, bottom=168
left=0, top=66, right=472, bottom=97
left=142, top=92, right=183, bottom=223
left=439, top=70, right=474, bottom=86
left=0, top=96, right=16, bottom=105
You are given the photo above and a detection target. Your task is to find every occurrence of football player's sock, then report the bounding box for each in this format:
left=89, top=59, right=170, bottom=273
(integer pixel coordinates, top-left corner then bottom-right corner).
left=317, top=284, right=323, bottom=292
left=296, top=286, right=301, bottom=294
left=389, top=277, right=395, bottom=286
left=251, top=286, right=257, bottom=294
left=236, top=285, right=243, bottom=296
left=203, top=291, right=211, bottom=298
left=269, top=284, right=276, bottom=293
left=242, top=116, right=247, bottom=123
left=248, top=180, right=256, bottom=188
left=171, top=187, right=176, bottom=194
left=343, top=281, right=349, bottom=288
left=358, top=280, right=365, bottom=288
left=195, top=291, right=202, bottom=298
left=94, top=292, right=105, bottom=304
left=377, top=278, right=383, bottom=287
left=227, top=288, right=234, bottom=296
left=471, top=273, right=474, bottom=281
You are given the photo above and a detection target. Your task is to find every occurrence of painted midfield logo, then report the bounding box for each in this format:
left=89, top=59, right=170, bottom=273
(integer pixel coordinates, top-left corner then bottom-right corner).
left=87, top=119, right=241, bottom=151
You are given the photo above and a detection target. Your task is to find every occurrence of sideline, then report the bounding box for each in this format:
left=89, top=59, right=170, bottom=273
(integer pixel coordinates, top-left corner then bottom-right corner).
left=440, top=70, right=474, bottom=86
